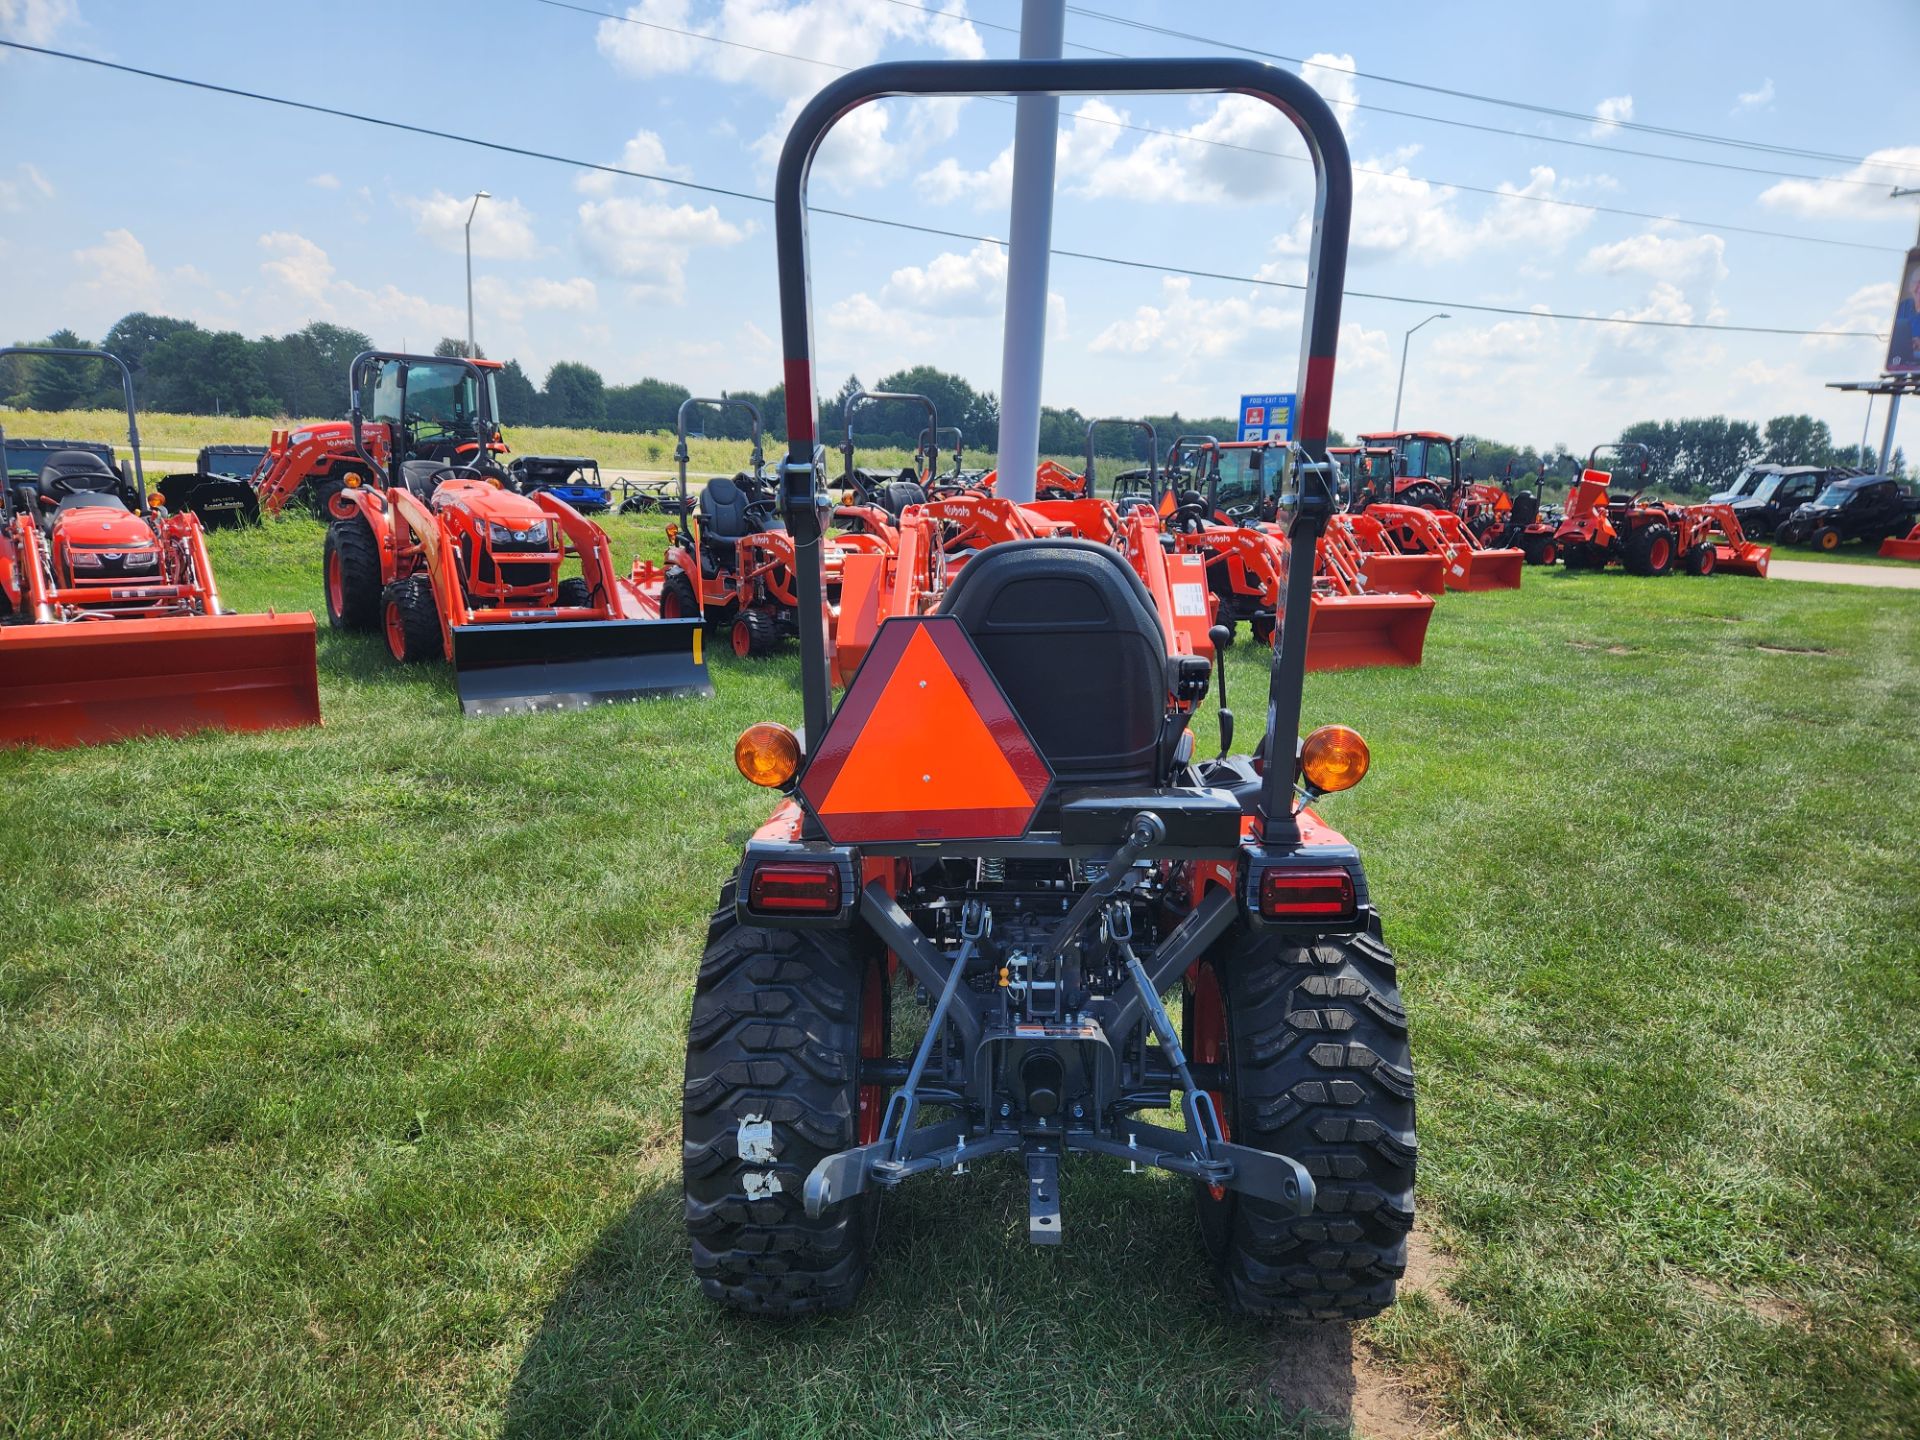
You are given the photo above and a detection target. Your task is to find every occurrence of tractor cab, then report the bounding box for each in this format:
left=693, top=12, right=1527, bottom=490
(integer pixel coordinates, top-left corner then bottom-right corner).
left=1329, top=445, right=1400, bottom=509
left=361, top=354, right=507, bottom=489
left=1358, top=430, right=1461, bottom=507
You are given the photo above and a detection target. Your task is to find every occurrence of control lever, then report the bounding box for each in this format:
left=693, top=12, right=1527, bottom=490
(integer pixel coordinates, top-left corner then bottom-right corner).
left=1208, top=623, right=1234, bottom=759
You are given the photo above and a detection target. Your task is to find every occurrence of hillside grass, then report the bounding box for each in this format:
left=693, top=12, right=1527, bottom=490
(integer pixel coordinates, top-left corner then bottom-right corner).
left=1, top=517, right=1917, bottom=1438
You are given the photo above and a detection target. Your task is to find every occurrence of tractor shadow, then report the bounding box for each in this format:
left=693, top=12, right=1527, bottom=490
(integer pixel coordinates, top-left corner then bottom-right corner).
left=503, top=1166, right=1358, bottom=1436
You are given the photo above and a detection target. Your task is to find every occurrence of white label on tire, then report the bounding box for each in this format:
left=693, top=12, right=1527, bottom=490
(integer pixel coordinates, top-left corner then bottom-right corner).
left=1172, top=582, right=1208, bottom=617
left=744, top=1171, right=783, bottom=1199
left=737, top=1113, right=776, bottom=1163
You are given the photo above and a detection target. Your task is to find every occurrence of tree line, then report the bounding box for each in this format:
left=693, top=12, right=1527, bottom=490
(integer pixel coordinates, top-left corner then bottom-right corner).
left=1, top=311, right=1898, bottom=487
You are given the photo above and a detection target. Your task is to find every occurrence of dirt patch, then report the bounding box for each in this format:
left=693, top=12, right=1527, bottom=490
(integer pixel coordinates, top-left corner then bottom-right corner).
left=1688, top=1275, right=1810, bottom=1329
left=1566, top=641, right=1639, bottom=655
left=1753, top=643, right=1832, bottom=656
left=1262, top=1222, right=1455, bottom=1437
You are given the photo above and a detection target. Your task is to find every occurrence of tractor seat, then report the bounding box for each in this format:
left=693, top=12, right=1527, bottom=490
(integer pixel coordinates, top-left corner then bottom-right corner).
left=400, top=460, right=451, bottom=501
left=38, top=451, right=121, bottom=504
left=698, top=474, right=781, bottom=545
left=936, top=538, right=1192, bottom=788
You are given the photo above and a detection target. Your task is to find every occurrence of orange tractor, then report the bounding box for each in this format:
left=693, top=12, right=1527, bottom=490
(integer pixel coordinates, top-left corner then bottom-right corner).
left=323, top=351, right=708, bottom=711
left=1553, top=443, right=1769, bottom=577
left=1354, top=429, right=1524, bottom=589
left=0, top=347, right=319, bottom=747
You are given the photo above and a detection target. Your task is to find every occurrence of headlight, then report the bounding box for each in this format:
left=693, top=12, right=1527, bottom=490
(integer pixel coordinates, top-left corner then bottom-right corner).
left=489, top=520, right=550, bottom=547
left=69, top=550, right=102, bottom=570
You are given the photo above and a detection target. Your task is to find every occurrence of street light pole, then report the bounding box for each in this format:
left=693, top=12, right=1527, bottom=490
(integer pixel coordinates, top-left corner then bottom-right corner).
left=465, top=190, right=491, bottom=358
left=1391, top=312, right=1449, bottom=430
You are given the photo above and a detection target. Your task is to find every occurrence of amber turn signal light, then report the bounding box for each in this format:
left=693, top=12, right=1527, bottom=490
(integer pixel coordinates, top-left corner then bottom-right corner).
left=735, top=722, right=800, bottom=788
left=1300, top=724, right=1370, bottom=793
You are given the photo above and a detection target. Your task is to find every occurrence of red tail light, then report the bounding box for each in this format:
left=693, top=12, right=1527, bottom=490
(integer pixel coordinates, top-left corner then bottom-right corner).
left=749, top=862, right=843, bottom=914
left=1259, top=867, right=1355, bottom=919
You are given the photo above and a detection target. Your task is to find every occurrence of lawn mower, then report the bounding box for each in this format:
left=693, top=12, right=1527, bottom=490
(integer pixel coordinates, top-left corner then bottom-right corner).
left=1554, top=443, right=1770, bottom=576
left=682, top=54, right=1414, bottom=1321
left=508, top=455, right=612, bottom=514
left=154, top=443, right=268, bottom=529
left=323, top=350, right=708, bottom=712
left=649, top=395, right=888, bottom=658
left=0, top=347, right=319, bottom=748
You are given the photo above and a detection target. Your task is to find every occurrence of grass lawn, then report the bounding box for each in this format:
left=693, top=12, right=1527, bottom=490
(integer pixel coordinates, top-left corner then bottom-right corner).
left=3, top=518, right=1918, bottom=1439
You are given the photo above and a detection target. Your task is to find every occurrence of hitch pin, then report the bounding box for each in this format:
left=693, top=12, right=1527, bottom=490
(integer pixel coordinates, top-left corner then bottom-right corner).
left=1127, top=1131, right=1141, bottom=1176
left=953, top=1134, right=967, bottom=1177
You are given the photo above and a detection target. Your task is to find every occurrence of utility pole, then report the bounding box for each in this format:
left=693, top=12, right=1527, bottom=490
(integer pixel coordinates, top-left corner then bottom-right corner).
left=1391, top=313, right=1449, bottom=430
left=993, top=0, right=1065, bottom=503
left=465, top=190, right=491, bottom=359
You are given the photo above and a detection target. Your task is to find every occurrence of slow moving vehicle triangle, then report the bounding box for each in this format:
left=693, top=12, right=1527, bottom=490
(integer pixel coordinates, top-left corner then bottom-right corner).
left=801, top=617, right=1051, bottom=844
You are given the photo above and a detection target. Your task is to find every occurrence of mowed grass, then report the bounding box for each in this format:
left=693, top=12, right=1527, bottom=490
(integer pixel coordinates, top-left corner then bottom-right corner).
left=3, top=517, right=1919, bottom=1439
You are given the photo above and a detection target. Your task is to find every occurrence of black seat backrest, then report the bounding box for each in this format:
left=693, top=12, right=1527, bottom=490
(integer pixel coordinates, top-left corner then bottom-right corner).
left=38, top=450, right=120, bottom=503
left=698, top=475, right=755, bottom=541
left=936, top=539, right=1175, bottom=788
left=399, top=460, right=449, bottom=501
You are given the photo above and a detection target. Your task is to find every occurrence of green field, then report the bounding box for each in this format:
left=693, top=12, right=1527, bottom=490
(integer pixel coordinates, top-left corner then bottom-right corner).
left=3, top=516, right=1918, bottom=1439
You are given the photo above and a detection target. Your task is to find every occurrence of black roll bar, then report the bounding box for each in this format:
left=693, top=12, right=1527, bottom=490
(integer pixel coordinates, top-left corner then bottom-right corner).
left=840, top=389, right=937, bottom=497
left=676, top=396, right=766, bottom=536
left=0, top=347, right=146, bottom=515
left=346, top=350, right=498, bottom=490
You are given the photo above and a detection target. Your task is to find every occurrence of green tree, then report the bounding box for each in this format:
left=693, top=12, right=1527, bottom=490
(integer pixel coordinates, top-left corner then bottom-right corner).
left=144, top=329, right=275, bottom=416
left=1761, top=414, right=1834, bottom=465
left=494, top=359, right=538, bottom=426
left=605, top=377, right=692, bottom=434
left=541, top=361, right=606, bottom=427
left=22, top=330, right=102, bottom=410
left=102, top=312, right=200, bottom=399
left=259, top=322, right=373, bottom=417
left=434, top=337, right=485, bottom=359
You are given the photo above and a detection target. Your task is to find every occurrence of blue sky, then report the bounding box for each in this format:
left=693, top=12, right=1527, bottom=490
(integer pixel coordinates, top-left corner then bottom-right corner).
left=2, top=0, right=1916, bottom=453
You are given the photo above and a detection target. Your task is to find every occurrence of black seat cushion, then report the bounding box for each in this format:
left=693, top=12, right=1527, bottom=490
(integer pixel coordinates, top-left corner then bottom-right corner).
left=38, top=450, right=119, bottom=503
left=936, top=538, right=1177, bottom=787
left=400, top=460, right=450, bottom=501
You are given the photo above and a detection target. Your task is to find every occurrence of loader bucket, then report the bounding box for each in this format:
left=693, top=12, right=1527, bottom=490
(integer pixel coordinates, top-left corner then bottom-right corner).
left=1879, top=534, right=1920, bottom=562
left=1351, top=551, right=1446, bottom=595
left=451, top=616, right=711, bottom=715
left=1453, top=547, right=1524, bottom=592
left=156, top=475, right=262, bottom=529
left=0, top=612, right=320, bottom=749
left=1715, top=543, right=1771, bottom=578
left=1305, top=593, right=1433, bottom=671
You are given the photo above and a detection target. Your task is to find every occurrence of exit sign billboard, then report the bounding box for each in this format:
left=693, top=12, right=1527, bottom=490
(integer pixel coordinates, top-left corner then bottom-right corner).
left=1238, top=392, right=1295, bottom=442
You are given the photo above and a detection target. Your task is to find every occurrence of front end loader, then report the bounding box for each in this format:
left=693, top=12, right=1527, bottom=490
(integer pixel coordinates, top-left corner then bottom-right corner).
left=0, top=348, right=319, bottom=748
left=682, top=55, right=1414, bottom=1319
left=323, top=351, right=708, bottom=713
left=154, top=444, right=267, bottom=529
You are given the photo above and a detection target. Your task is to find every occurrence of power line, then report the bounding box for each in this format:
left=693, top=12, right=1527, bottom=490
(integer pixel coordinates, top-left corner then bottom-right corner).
left=1057, top=1, right=1920, bottom=176
left=550, top=0, right=1903, bottom=252
left=0, top=40, right=1887, bottom=340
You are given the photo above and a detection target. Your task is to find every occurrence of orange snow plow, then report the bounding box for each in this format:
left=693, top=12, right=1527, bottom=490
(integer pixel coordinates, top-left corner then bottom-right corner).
left=0, top=348, right=319, bottom=749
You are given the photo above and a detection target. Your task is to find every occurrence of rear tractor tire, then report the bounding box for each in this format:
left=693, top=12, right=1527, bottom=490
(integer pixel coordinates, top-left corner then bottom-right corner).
left=658, top=567, right=700, bottom=621
left=324, top=518, right=383, bottom=631
left=1192, top=926, right=1416, bottom=1320
left=1623, top=522, right=1676, bottom=576
left=381, top=575, right=441, bottom=663
left=731, top=608, right=780, bottom=659
left=682, top=880, right=887, bottom=1315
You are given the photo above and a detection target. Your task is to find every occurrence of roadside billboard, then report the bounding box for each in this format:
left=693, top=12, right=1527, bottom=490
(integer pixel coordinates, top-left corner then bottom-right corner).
left=1887, top=247, right=1920, bottom=375
left=1238, top=392, right=1296, bottom=442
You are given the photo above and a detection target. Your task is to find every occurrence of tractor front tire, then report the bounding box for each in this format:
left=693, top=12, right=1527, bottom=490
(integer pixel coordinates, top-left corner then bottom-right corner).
left=382, top=576, right=441, bottom=662
left=1624, top=523, right=1676, bottom=576
left=1195, top=926, right=1416, bottom=1320
left=732, top=608, right=780, bottom=659
left=555, top=576, right=591, bottom=609
left=682, top=881, right=883, bottom=1315
left=1249, top=614, right=1275, bottom=646
left=659, top=567, right=700, bottom=621
left=324, top=519, right=383, bottom=631
left=1686, top=543, right=1717, bottom=576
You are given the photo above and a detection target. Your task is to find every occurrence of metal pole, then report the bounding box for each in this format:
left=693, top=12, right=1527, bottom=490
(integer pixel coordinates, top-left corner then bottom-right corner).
left=465, top=190, right=490, bottom=357
left=1878, top=393, right=1901, bottom=476
left=1390, top=311, right=1448, bottom=430
left=993, top=0, right=1065, bottom=503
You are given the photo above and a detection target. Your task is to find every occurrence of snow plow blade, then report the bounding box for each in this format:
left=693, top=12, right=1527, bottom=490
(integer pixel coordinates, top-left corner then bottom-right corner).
left=1305, top=593, right=1433, bottom=671
left=1450, top=547, right=1523, bottom=592
left=1351, top=551, right=1446, bottom=595
left=0, top=612, right=320, bottom=749
left=451, top=616, right=711, bottom=715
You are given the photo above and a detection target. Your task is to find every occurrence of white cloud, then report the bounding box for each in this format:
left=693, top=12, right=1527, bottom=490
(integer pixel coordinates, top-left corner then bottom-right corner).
left=1758, top=146, right=1920, bottom=220
left=595, top=0, right=982, bottom=97
left=1802, top=281, right=1896, bottom=352
left=1732, top=78, right=1774, bottom=113
left=308, top=173, right=341, bottom=190
left=576, top=129, right=691, bottom=196
left=826, top=240, right=1064, bottom=345
left=401, top=190, right=541, bottom=260
left=0, top=161, right=53, bottom=211
left=473, top=274, right=600, bottom=326
left=1079, top=93, right=1312, bottom=205
left=258, top=231, right=462, bottom=339
left=1589, top=94, right=1633, bottom=139
left=919, top=100, right=1124, bottom=210
left=1089, top=277, right=1300, bottom=368
left=1301, top=53, right=1359, bottom=130
left=1582, top=230, right=1728, bottom=295
left=74, top=228, right=161, bottom=300
left=0, top=0, right=75, bottom=47
left=574, top=197, right=746, bottom=300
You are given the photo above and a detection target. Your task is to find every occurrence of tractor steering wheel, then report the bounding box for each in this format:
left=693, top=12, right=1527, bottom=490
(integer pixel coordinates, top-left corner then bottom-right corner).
left=1173, top=489, right=1211, bottom=533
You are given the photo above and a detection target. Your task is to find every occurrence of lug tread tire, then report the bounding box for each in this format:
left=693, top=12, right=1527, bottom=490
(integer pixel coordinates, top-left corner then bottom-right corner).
left=1202, top=929, right=1416, bottom=1320
left=1624, top=522, right=1675, bottom=576
left=555, top=576, right=591, bottom=608
left=382, top=575, right=441, bottom=662
left=682, top=881, right=879, bottom=1315
left=324, top=518, right=383, bottom=631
